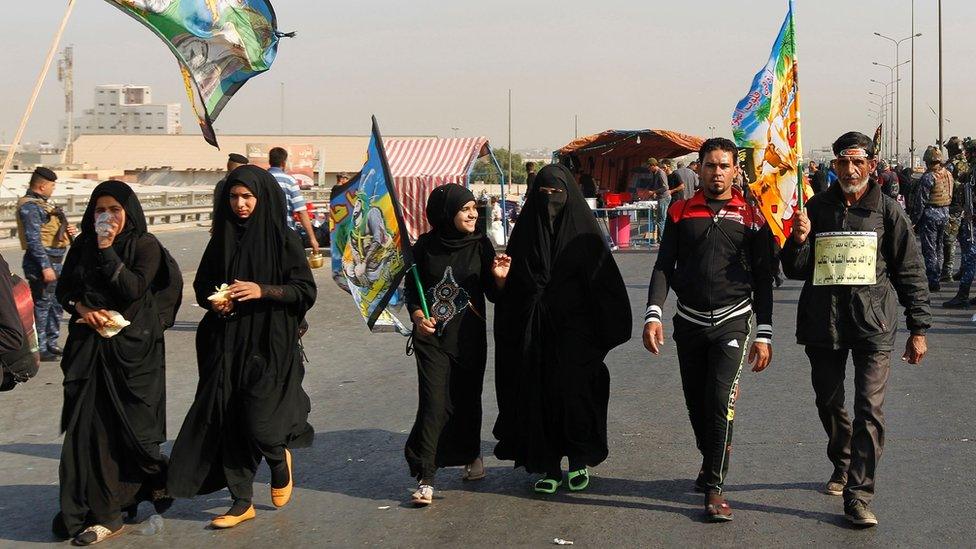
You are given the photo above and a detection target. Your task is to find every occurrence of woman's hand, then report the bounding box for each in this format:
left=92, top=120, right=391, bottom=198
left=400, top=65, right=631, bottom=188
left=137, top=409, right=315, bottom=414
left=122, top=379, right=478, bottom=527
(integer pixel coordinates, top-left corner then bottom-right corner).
left=492, top=254, right=511, bottom=288
left=228, top=279, right=262, bottom=302
left=212, top=299, right=234, bottom=315
left=76, top=303, right=111, bottom=329
left=411, top=309, right=437, bottom=337
left=96, top=218, right=120, bottom=249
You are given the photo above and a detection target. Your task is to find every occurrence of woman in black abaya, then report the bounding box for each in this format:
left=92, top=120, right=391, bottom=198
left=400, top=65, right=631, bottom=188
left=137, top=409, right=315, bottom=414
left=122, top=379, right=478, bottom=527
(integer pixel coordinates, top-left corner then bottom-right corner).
left=168, top=165, right=315, bottom=529
left=53, top=181, right=176, bottom=545
left=493, top=164, right=632, bottom=493
left=403, top=184, right=509, bottom=506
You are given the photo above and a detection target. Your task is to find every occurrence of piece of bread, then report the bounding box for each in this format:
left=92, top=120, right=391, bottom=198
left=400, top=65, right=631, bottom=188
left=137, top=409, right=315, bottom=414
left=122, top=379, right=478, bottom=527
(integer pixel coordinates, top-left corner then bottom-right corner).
left=208, top=283, right=232, bottom=304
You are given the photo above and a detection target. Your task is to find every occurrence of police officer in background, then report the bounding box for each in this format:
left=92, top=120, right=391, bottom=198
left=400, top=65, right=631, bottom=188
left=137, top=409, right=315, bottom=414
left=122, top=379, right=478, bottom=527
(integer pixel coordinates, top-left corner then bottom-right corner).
left=943, top=139, right=976, bottom=307
left=940, top=137, right=967, bottom=282
left=16, top=167, right=76, bottom=361
left=782, top=131, right=930, bottom=527
left=908, top=146, right=953, bottom=291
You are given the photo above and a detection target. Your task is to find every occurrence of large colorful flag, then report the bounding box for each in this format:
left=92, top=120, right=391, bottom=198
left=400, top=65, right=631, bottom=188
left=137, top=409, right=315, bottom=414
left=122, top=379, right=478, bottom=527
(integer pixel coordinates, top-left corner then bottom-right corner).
left=330, top=117, right=412, bottom=333
left=104, top=0, right=291, bottom=148
left=731, top=0, right=802, bottom=246
left=873, top=124, right=884, bottom=157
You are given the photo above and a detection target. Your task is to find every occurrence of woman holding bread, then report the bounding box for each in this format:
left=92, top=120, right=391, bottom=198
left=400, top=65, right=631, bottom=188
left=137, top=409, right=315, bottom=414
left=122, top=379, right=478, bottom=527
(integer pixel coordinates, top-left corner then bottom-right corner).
left=168, top=165, right=316, bottom=529
left=53, top=181, right=180, bottom=545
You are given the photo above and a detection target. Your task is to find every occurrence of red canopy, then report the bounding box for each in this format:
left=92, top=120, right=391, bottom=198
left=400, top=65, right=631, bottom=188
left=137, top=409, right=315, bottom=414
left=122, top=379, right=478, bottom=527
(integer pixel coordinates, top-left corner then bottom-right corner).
left=557, top=129, right=705, bottom=192
left=386, top=137, right=492, bottom=240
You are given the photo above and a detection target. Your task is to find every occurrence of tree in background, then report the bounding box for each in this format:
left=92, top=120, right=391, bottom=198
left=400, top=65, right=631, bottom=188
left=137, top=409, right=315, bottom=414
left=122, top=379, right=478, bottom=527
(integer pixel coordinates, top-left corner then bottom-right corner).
left=471, top=148, right=527, bottom=185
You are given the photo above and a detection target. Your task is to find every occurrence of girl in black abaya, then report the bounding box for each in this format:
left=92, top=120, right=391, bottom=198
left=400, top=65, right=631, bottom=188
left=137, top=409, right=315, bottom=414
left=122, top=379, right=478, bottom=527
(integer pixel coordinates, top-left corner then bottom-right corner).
left=493, top=164, right=632, bottom=493
left=54, top=181, right=176, bottom=545
left=403, top=184, right=509, bottom=506
left=168, top=165, right=316, bottom=528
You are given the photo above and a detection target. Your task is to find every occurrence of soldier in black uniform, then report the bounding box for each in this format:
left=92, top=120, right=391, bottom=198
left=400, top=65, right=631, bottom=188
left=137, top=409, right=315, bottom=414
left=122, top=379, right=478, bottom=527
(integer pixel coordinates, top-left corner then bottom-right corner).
left=16, top=167, right=76, bottom=360
left=940, top=137, right=967, bottom=281
left=908, top=147, right=953, bottom=291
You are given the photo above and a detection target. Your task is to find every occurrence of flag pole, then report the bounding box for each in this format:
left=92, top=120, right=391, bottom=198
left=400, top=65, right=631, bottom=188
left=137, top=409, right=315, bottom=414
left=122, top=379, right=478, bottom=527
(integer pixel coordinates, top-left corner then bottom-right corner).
left=410, top=266, right=431, bottom=319
left=0, top=0, right=77, bottom=190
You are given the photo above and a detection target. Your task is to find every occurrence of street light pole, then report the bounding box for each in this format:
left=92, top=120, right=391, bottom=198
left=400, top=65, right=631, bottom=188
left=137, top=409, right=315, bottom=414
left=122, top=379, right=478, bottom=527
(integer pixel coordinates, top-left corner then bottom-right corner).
left=869, top=89, right=889, bottom=156
left=875, top=31, right=921, bottom=164
left=870, top=80, right=897, bottom=157
left=911, top=1, right=916, bottom=165
left=938, top=0, right=944, bottom=153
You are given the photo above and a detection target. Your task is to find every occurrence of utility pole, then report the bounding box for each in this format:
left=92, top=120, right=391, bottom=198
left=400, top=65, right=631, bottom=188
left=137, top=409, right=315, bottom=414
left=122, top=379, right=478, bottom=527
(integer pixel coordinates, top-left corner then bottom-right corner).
left=911, top=0, right=916, bottom=166
left=57, top=45, right=74, bottom=165
left=574, top=114, right=578, bottom=139
left=938, top=0, right=944, bottom=153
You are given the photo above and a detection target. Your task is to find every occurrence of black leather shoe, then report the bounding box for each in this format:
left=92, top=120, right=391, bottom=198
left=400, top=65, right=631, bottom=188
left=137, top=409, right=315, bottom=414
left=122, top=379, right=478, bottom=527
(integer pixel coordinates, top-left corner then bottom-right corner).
left=40, top=352, right=60, bottom=362
left=47, top=345, right=64, bottom=356
left=943, top=295, right=971, bottom=309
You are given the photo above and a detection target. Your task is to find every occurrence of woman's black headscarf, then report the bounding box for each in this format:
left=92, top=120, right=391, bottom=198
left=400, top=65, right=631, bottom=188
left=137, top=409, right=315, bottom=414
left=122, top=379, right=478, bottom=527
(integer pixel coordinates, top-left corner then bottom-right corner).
left=208, top=165, right=290, bottom=284
left=424, top=183, right=481, bottom=251
left=71, top=181, right=150, bottom=310
left=77, top=180, right=147, bottom=257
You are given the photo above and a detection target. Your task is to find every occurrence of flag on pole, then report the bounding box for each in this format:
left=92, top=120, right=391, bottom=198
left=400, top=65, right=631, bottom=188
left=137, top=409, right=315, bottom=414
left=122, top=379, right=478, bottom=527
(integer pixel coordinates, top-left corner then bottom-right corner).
left=731, top=0, right=803, bottom=246
left=104, top=0, right=291, bottom=148
left=873, top=123, right=884, bottom=157
left=329, top=117, right=412, bottom=333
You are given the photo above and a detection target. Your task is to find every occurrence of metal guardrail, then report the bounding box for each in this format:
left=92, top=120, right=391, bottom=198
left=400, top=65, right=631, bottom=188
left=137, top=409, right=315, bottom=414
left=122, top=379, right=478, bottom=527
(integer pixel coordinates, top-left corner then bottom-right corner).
left=0, top=189, right=334, bottom=239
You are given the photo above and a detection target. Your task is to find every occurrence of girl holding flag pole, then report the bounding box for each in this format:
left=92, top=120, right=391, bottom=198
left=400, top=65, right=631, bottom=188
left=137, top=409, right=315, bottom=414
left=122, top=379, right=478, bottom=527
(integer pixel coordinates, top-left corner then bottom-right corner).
left=403, top=184, right=510, bottom=506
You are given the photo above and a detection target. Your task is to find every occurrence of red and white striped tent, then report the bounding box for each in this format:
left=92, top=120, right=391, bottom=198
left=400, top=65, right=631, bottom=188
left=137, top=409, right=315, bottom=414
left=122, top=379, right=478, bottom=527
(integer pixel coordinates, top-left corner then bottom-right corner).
left=386, top=137, right=497, bottom=240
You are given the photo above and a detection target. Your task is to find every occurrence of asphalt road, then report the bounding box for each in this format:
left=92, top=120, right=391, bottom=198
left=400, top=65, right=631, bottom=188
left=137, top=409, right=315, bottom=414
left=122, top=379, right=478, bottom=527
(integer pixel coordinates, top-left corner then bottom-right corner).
left=0, top=228, right=973, bottom=548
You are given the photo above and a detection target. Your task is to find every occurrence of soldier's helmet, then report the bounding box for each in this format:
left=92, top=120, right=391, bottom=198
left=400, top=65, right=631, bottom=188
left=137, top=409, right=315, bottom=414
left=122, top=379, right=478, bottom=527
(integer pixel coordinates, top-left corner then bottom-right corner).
left=923, top=146, right=943, bottom=164
left=947, top=136, right=962, bottom=156
left=963, top=137, right=976, bottom=153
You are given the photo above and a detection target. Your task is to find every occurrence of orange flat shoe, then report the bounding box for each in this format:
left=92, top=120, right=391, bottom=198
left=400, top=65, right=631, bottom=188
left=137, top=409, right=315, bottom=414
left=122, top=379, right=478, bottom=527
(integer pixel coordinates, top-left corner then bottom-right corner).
left=271, top=449, right=293, bottom=508
left=210, top=505, right=256, bottom=529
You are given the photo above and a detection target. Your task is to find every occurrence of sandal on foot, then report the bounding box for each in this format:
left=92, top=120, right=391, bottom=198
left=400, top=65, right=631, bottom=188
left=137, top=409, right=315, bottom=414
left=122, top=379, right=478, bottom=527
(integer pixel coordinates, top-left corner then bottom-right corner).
left=567, top=468, right=590, bottom=491
left=705, top=493, right=733, bottom=523
left=411, top=484, right=433, bottom=506
left=72, top=524, right=124, bottom=545
left=533, top=478, right=562, bottom=494
left=462, top=457, right=486, bottom=481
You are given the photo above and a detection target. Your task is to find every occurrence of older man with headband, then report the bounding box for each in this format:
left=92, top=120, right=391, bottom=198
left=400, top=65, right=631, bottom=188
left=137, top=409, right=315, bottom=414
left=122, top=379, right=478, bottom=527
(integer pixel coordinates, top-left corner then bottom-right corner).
left=781, top=131, right=930, bottom=527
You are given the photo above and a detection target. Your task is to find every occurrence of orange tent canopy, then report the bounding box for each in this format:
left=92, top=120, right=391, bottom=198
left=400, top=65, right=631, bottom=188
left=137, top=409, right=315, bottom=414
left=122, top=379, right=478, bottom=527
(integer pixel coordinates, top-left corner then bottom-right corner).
left=557, top=129, right=705, bottom=192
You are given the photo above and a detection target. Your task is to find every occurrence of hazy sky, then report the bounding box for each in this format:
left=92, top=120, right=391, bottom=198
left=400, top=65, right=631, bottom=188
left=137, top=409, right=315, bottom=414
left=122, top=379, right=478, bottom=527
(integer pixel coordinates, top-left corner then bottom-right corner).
left=1, top=0, right=973, bottom=156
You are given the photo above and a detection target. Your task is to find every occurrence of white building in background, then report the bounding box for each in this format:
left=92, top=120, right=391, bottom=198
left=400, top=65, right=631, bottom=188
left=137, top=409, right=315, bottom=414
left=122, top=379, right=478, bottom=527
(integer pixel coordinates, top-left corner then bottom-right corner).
left=60, top=85, right=181, bottom=142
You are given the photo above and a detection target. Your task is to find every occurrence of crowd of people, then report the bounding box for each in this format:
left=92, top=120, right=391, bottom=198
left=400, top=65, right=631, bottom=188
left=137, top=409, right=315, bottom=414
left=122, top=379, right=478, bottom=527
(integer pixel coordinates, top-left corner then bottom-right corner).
left=0, top=129, right=946, bottom=543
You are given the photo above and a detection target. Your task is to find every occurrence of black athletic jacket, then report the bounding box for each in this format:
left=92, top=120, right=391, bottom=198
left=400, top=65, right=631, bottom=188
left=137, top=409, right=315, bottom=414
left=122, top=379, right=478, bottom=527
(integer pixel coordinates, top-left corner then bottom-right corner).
left=646, top=187, right=775, bottom=342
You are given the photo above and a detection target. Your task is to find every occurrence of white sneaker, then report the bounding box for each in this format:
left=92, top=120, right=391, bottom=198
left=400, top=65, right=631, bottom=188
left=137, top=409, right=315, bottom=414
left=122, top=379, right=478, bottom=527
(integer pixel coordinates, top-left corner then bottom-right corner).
left=411, top=484, right=433, bottom=506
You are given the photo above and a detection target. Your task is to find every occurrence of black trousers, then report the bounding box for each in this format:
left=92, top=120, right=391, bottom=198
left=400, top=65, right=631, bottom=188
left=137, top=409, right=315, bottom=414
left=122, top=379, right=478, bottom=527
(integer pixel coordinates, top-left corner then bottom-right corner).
left=804, top=346, right=890, bottom=505
left=673, top=315, right=750, bottom=494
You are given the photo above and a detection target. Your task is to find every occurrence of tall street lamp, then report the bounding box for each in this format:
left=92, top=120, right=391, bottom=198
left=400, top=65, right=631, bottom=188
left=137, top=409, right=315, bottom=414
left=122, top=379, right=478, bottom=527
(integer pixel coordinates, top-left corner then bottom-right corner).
left=870, top=79, right=897, bottom=159
left=875, top=31, right=922, bottom=164
left=868, top=90, right=889, bottom=157
left=872, top=59, right=911, bottom=162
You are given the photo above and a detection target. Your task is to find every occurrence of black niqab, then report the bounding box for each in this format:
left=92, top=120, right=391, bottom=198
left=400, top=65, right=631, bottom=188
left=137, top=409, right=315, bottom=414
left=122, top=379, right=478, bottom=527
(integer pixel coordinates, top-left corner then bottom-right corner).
left=493, top=163, right=632, bottom=473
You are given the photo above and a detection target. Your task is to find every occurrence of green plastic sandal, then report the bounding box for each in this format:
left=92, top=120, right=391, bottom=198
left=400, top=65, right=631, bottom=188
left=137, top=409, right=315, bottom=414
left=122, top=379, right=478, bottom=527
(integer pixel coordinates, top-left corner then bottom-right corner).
left=567, top=468, right=589, bottom=491
left=533, top=478, right=562, bottom=494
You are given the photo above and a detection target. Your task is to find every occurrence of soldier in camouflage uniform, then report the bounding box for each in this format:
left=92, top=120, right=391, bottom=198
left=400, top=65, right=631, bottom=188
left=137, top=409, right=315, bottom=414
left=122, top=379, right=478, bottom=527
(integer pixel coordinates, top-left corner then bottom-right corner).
left=908, top=147, right=953, bottom=291
left=943, top=139, right=976, bottom=307
left=940, top=137, right=967, bottom=281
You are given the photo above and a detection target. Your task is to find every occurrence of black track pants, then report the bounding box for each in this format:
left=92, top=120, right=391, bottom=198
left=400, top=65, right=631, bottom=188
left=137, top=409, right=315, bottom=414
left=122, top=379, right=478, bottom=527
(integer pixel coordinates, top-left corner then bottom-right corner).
left=672, top=314, right=751, bottom=494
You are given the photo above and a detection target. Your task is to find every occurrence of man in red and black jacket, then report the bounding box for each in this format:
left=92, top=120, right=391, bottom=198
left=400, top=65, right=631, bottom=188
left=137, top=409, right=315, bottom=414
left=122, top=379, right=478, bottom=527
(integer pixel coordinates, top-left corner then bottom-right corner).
left=642, top=137, right=774, bottom=523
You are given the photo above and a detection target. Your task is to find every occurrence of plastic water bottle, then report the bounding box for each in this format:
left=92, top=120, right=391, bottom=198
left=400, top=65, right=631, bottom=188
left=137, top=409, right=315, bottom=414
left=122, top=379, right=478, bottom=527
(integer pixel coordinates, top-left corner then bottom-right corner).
left=95, top=212, right=113, bottom=237
left=135, top=514, right=163, bottom=536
